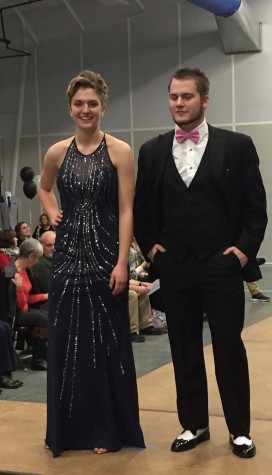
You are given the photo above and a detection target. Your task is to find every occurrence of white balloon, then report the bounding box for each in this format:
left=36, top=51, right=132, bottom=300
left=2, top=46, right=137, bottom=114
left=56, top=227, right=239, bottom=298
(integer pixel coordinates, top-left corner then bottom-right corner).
left=33, top=174, right=41, bottom=185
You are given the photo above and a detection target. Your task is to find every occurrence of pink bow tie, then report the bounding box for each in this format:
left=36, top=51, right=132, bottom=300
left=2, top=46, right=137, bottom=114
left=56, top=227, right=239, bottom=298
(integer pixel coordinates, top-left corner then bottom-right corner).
left=175, top=128, right=200, bottom=144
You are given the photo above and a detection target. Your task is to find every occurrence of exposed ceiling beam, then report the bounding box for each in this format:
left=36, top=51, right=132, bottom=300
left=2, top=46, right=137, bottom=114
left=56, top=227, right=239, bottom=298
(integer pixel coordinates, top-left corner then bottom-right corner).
left=0, top=0, right=43, bottom=12
left=98, top=0, right=129, bottom=7
left=14, top=6, right=40, bottom=45
left=135, top=0, right=145, bottom=12
left=62, top=0, right=85, bottom=31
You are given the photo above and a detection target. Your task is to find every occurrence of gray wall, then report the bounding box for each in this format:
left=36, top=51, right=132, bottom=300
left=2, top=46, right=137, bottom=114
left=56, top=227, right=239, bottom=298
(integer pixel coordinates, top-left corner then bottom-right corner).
left=0, top=0, right=271, bottom=261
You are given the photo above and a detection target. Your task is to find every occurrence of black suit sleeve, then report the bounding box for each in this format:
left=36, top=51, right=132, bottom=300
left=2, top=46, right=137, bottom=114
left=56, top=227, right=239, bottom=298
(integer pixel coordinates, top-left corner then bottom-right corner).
left=134, top=142, right=158, bottom=260
left=233, top=136, right=267, bottom=257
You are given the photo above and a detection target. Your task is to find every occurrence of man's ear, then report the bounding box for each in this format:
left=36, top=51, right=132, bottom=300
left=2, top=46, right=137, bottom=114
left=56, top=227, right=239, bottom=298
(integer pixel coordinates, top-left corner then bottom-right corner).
left=203, top=95, right=209, bottom=109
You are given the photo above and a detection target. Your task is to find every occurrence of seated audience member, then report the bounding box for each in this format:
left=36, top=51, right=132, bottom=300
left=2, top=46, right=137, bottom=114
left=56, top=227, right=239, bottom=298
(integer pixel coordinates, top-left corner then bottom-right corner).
left=129, top=279, right=162, bottom=342
left=0, top=320, right=23, bottom=389
left=32, top=213, right=54, bottom=240
left=129, top=237, right=150, bottom=280
left=32, top=230, right=55, bottom=293
left=0, top=239, right=48, bottom=371
left=15, top=221, right=31, bottom=246
left=246, top=281, right=270, bottom=302
left=129, top=237, right=167, bottom=332
left=0, top=229, right=19, bottom=271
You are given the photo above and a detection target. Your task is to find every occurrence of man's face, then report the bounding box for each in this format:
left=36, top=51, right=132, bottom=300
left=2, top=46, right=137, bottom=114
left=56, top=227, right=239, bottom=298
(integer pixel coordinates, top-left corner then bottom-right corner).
left=42, top=234, right=55, bottom=257
left=169, top=78, right=209, bottom=130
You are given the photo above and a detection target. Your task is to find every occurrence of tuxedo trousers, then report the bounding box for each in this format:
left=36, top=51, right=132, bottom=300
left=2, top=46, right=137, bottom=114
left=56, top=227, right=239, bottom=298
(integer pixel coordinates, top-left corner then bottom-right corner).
left=154, top=249, right=250, bottom=436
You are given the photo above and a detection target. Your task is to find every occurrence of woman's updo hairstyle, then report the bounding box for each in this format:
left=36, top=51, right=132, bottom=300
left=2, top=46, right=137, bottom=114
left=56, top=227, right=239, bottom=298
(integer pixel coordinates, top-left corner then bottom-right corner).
left=67, top=70, right=108, bottom=105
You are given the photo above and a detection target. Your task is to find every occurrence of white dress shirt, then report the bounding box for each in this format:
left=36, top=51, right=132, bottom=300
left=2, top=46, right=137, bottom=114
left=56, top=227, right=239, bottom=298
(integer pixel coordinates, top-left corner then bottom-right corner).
left=172, top=119, right=209, bottom=187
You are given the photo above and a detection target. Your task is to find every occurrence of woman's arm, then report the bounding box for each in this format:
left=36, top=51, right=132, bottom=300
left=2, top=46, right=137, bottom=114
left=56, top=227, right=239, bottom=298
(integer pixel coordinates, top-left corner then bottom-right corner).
left=28, top=293, right=48, bottom=305
left=12, top=273, right=27, bottom=311
left=38, top=141, right=68, bottom=227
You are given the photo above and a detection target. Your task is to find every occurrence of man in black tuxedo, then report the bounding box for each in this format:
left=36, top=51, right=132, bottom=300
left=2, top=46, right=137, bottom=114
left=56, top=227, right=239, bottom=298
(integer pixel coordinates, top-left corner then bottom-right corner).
left=134, top=67, right=267, bottom=458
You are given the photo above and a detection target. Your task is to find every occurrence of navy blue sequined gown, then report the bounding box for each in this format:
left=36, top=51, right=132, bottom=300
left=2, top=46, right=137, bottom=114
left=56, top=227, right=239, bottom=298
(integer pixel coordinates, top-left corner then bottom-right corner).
left=45, top=137, right=145, bottom=457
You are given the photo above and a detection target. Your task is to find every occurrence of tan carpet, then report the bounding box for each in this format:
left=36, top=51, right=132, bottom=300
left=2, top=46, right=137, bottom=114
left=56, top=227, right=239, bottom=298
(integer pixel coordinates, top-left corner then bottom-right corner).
left=0, top=317, right=272, bottom=475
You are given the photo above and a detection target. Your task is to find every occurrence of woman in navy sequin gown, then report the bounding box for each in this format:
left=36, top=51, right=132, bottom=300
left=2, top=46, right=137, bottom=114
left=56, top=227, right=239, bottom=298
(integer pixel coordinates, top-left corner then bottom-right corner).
left=38, top=71, right=145, bottom=457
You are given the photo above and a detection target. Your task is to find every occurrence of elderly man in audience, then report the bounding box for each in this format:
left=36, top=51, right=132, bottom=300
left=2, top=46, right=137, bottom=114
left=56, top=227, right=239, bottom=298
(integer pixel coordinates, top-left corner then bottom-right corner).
left=32, top=230, right=55, bottom=293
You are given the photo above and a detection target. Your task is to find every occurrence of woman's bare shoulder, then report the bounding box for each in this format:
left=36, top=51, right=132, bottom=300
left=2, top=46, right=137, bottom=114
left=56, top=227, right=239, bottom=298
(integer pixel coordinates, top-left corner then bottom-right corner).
left=45, top=137, right=74, bottom=166
left=47, top=137, right=74, bottom=156
left=104, top=134, right=132, bottom=166
left=105, top=133, right=131, bottom=152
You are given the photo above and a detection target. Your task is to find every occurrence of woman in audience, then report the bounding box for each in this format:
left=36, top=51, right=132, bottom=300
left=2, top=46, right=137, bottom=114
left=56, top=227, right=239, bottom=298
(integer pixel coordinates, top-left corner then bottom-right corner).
left=129, top=236, right=149, bottom=280
left=0, top=229, right=19, bottom=271
left=15, top=221, right=31, bottom=246
left=32, top=213, right=54, bottom=240
left=0, top=238, right=48, bottom=371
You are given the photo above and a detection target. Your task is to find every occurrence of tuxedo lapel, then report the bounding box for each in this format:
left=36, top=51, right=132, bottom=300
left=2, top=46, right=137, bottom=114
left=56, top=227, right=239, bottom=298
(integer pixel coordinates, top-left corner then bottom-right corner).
left=149, top=130, right=174, bottom=196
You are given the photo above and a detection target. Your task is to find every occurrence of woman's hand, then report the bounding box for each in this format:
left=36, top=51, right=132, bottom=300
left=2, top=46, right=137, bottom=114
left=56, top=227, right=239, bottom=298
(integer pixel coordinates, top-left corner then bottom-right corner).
left=11, top=272, right=23, bottom=289
left=109, top=263, right=128, bottom=296
left=129, top=280, right=150, bottom=294
left=50, top=209, right=63, bottom=228
left=136, top=283, right=150, bottom=294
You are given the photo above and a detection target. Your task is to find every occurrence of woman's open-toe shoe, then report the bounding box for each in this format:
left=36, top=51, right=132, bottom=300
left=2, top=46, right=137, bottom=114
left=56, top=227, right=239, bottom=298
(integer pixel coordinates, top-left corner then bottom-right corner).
left=93, top=447, right=109, bottom=454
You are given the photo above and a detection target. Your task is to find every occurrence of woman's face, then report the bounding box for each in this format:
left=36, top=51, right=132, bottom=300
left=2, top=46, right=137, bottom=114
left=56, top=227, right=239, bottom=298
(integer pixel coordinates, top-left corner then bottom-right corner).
left=70, top=87, right=105, bottom=132
left=40, top=215, right=49, bottom=227
left=13, top=236, right=18, bottom=247
left=26, top=253, right=40, bottom=269
left=20, top=223, right=30, bottom=237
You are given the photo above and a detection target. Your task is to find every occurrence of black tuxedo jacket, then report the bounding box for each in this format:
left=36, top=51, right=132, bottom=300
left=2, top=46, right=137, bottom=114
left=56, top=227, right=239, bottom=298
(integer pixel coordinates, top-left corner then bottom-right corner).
left=134, top=125, right=267, bottom=282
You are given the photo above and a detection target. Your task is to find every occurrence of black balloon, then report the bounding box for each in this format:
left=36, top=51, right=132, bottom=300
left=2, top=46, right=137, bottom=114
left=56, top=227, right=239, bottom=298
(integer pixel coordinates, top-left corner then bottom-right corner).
left=23, top=181, right=37, bottom=199
left=20, top=166, right=35, bottom=183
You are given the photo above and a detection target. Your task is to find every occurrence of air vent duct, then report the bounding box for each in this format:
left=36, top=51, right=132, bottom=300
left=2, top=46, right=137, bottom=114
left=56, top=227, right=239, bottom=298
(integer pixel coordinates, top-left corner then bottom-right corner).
left=187, top=0, right=262, bottom=54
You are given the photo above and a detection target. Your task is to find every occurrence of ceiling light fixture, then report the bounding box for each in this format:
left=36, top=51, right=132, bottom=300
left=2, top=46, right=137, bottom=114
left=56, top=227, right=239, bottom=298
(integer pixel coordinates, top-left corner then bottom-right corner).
left=0, top=0, right=43, bottom=58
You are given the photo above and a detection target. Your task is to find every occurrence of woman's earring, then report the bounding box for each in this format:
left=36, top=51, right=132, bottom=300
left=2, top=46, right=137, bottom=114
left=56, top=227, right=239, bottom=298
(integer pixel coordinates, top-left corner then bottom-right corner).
left=102, top=112, right=104, bottom=118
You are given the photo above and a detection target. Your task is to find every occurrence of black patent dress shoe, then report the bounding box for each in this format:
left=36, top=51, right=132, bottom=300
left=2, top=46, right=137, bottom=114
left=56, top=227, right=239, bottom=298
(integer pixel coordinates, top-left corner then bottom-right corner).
left=31, top=358, right=47, bottom=371
left=171, top=428, right=210, bottom=452
left=229, top=435, right=256, bottom=458
left=0, top=375, right=23, bottom=389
